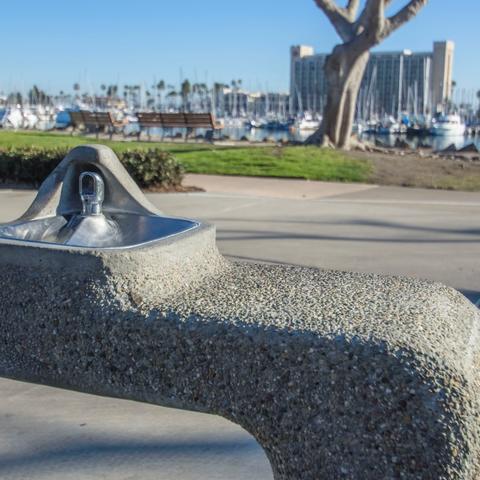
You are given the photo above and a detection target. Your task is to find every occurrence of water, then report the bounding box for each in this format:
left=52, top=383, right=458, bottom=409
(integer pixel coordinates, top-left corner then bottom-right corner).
left=223, top=128, right=480, bottom=151
left=221, top=127, right=311, bottom=143
left=360, top=133, right=480, bottom=152
left=127, top=125, right=312, bottom=143
left=175, top=125, right=480, bottom=150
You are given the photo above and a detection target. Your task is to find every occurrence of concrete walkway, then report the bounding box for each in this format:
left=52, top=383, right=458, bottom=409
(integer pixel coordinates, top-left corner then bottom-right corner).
left=0, top=380, right=269, bottom=480
left=184, top=173, right=377, bottom=200
left=1, top=176, right=480, bottom=479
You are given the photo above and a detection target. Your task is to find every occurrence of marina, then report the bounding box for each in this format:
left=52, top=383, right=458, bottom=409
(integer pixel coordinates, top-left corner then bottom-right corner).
left=0, top=104, right=479, bottom=152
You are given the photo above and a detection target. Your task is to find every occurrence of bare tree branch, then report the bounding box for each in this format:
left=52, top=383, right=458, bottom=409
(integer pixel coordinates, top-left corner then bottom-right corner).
left=384, top=0, right=428, bottom=36
left=313, top=0, right=355, bottom=41
left=345, top=0, right=360, bottom=19
left=355, top=0, right=386, bottom=44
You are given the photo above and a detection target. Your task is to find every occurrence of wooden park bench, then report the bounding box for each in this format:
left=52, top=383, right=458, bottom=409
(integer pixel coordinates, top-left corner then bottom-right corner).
left=136, top=112, right=164, bottom=141
left=69, top=111, right=123, bottom=139
left=69, top=111, right=85, bottom=134
left=136, top=112, right=219, bottom=142
left=82, top=111, right=123, bottom=140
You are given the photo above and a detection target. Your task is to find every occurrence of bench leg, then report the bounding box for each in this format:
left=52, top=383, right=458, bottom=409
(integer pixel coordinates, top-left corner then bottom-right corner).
left=205, top=129, right=215, bottom=144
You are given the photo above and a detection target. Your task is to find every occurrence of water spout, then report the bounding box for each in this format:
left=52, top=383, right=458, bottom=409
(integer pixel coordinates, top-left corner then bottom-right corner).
left=80, top=172, right=104, bottom=216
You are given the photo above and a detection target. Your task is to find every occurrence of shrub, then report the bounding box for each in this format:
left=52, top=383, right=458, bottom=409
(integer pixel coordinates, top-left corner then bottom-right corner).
left=120, top=148, right=184, bottom=189
left=0, top=146, right=184, bottom=189
left=0, top=146, right=68, bottom=187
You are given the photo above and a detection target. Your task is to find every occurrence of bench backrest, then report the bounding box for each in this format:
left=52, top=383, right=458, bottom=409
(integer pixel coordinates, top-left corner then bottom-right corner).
left=160, top=113, right=190, bottom=128
left=82, top=111, right=113, bottom=127
left=136, top=112, right=216, bottom=129
left=137, top=112, right=163, bottom=127
left=69, top=111, right=84, bottom=126
left=185, top=113, right=215, bottom=129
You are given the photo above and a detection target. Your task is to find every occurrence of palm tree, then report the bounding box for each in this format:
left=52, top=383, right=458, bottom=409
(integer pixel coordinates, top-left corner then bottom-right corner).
left=73, top=83, right=80, bottom=100
left=156, top=80, right=165, bottom=110
left=131, top=85, right=141, bottom=108
left=476, top=90, right=480, bottom=120
left=146, top=90, right=155, bottom=108
left=181, top=79, right=191, bottom=111
left=197, top=83, right=208, bottom=110
left=448, top=80, right=458, bottom=113
left=107, top=85, right=118, bottom=98
left=123, top=85, right=130, bottom=105
left=166, top=90, right=178, bottom=110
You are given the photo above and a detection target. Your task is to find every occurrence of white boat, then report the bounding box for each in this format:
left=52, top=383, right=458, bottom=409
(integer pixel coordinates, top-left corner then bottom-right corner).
left=223, top=117, right=245, bottom=128
left=352, top=123, right=364, bottom=136
left=4, top=108, right=24, bottom=129
left=431, top=114, right=466, bottom=136
left=296, top=113, right=321, bottom=131
left=377, top=116, right=406, bottom=135
left=35, top=105, right=56, bottom=130
left=0, top=108, right=6, bottom=127
left=23, top=108, right=39, bottom=129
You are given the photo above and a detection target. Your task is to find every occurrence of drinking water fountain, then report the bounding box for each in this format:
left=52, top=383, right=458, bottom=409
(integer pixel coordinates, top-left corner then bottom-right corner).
left=0, top=145, right=200, bottom=249
left=0, top=144, right=479, bottom=479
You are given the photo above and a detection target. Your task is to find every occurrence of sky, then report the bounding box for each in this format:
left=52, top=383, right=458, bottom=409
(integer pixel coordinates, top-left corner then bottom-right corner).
left=1, top=0, right=478, bottom=95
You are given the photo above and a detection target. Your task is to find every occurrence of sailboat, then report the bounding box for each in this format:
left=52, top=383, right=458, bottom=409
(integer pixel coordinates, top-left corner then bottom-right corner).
left=296, top=112, right=321, bottom=130
left=3, top=108, right=23, bottom=129
left=430, top=114, right=466, bottom=136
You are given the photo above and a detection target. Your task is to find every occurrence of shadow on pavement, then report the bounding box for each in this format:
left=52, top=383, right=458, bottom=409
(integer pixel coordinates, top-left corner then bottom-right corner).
left=0, top=438, right=269, bottom=477
left=460, top=290, right=480, bottom=306
left=212, top=217, right=480, bottom=237
left=218, top=229, right=480, bottom=244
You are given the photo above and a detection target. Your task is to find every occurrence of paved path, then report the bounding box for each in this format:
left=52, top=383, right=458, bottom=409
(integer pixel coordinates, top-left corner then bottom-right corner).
left=1, top=176, right=480, bottom=479
left=0, top=381, right=268, bottom=480
left=184, top=173, right=377, bottom=199
left=168, top=176, right=480, bottom=303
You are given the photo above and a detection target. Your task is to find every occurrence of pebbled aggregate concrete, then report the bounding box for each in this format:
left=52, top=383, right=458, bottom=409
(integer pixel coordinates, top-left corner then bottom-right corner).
left=1, top=248, right=479, bottom=479
left=1, top=146, right=480, bottom=479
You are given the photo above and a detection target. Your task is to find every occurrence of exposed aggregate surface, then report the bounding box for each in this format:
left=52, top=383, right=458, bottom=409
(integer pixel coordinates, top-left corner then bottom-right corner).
left=1, top=245, right=480, bottom=479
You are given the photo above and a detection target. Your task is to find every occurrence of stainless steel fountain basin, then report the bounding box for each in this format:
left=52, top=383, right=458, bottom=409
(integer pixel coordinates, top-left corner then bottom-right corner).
left=0, top=213, right=199, bottom=249
left=0, top=145, right=203, bottom=251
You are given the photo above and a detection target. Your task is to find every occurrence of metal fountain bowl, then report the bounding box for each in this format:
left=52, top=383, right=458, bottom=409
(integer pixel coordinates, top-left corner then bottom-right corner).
left=0, top=145, right=200, bottom=250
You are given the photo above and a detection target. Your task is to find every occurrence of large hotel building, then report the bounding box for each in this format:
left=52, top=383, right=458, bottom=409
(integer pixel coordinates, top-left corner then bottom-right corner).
left=290, top=41, right=455, bottom=118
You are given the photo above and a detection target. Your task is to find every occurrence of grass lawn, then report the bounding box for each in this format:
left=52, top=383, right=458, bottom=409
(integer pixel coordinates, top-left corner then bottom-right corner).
left=177, top=145, right=370, bottom=182
left=0, top=130, right=209, bottom=152
left=0, top=131, right=372, bottom=183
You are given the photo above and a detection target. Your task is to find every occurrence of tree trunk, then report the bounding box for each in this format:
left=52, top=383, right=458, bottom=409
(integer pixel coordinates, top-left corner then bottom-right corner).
left=306, top=46, right=370, bottom=149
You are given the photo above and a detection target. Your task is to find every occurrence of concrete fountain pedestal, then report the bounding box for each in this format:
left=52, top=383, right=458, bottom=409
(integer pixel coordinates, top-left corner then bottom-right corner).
left=0, top=145, right=479, bottom=479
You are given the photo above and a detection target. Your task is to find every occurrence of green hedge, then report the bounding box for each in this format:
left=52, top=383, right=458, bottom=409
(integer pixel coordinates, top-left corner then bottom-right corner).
left=0, top=146, right=184, bottom=189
